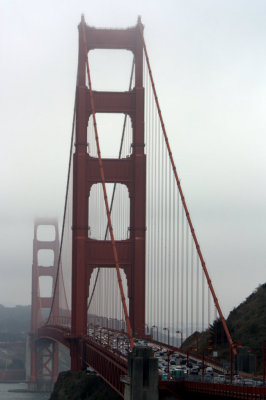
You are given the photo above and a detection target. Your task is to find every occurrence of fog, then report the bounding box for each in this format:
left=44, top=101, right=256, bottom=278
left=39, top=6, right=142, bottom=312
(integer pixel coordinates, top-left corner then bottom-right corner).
left=1, top=0, right=266, bottom=319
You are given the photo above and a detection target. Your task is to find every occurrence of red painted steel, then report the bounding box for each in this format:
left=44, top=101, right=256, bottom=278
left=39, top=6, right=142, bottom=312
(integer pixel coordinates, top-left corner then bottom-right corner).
left=80, top=16, right=134, bottom=349
left=30, top=218, right=59, bottom=385
left=71, top=16, right=146, bottom=368
left=184, top=380, right=266, bottom=399
left=85, top=338, right=127, bottom=397
left=160, top=380, right=266, bottom=399
left=37, top=325, right=127, bottom=397
left=35, top=340, right=56, bottom=381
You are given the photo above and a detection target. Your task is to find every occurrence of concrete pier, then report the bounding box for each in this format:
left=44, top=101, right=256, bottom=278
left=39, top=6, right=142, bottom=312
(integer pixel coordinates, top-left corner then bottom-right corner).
left=123, top=346, right=158, bottom=400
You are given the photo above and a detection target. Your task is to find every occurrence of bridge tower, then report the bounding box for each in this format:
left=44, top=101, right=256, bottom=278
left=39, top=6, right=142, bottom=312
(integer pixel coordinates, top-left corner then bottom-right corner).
left=71, top=18, right=146, bottom=370
left=29, top=218, right=59, bottom=391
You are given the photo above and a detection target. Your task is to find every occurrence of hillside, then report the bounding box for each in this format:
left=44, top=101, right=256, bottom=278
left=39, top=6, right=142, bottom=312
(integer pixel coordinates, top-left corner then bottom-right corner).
left=226, top=283, right=266, bottom=368
left=0, top=304, right=31, bottom=341
left=183, top=283, right=266, bottom=372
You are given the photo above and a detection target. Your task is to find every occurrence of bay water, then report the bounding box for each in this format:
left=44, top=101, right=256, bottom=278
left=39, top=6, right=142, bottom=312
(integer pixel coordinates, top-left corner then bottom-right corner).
left=0, top=383, right=50, bottom=400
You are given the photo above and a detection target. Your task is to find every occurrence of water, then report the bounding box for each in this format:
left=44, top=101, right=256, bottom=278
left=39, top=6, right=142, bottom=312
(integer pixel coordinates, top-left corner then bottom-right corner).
left=0, top=383, right=50, bottom=400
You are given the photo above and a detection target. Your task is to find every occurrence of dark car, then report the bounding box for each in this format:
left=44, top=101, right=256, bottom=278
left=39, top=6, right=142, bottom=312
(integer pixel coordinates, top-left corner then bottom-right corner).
left=190, top=367, right=199, bottom=375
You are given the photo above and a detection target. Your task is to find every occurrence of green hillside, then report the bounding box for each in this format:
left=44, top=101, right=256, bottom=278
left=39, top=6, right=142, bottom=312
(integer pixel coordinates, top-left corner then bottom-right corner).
left=227, top=283, right=266, bottom=348
left=183, top=283, right=266, bottom=373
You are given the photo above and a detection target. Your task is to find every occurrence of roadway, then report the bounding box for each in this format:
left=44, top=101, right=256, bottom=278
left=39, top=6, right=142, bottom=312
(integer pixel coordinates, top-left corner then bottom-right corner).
left=87, top=326, right=264, bottom=388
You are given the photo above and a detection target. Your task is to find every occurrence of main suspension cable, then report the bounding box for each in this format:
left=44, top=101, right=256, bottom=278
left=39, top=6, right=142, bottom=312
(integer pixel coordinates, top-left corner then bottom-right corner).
left=81, top=16, right=134, bottom=350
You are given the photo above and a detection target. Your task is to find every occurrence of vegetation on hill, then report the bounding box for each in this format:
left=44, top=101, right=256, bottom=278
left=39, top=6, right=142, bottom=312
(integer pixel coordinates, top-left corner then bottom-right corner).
left=227, top=283, right=266, bottom=351
left=182, top=283, right=266, bottom=373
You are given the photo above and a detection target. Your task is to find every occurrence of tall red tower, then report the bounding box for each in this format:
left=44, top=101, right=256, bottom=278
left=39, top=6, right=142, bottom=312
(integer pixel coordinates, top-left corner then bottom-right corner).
left=71, top=18, right=146, bottom=370
left=29, top=218, right=59, bottom=389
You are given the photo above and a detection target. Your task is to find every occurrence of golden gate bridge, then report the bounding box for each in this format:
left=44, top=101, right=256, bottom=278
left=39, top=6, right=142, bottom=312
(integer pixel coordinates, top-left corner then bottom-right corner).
left=29, top=16, right=266, bottom=399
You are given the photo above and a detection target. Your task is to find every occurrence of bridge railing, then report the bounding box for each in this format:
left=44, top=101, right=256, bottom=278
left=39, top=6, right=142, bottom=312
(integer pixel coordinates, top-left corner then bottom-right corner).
left=48, top=315, right=71, bottom=328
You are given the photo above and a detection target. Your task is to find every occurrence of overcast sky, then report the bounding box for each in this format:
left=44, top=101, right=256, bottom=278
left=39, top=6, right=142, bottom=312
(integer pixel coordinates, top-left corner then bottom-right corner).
left=1, top=0, right=266, bottom=319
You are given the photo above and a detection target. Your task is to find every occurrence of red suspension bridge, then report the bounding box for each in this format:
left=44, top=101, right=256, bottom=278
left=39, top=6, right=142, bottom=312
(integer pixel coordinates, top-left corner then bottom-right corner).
left=29, top=17, right=265, bottom=399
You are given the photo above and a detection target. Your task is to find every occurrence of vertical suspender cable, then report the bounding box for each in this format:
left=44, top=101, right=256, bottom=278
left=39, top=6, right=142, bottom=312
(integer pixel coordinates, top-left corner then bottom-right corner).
left=145, top=61, right=151, bottom=332
left=162, top=134, right=166, bottom=331
left=148, top=66, right=153, bottom=333
left=155, top=97, right=159, bottom=330
left=191, top=240, right=194, bottom=337
left=196, top=257, right=199, bottom=331
left=186, top=222, right=189, bottom=338
left=158, top=113, right=162, bottom=338
left=208, top=287, right=211, bottom=329
left=176, top=183, right=180, bottom=335
left=149, top=66, right=153, bottom=332
left=202, top=268, right=204, bottom=332
left=139, top=29, right=234, bottom=352
left=172, top=173, right=176, bottom=343
left=181, top=207, right=184, bottom=336
left=168, top=160, right=172, bottom=343
left=154, top=87, right=160, bottom=330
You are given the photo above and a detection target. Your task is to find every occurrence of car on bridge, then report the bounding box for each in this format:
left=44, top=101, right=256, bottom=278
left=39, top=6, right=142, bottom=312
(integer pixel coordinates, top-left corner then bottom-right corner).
left=205, top=367, right=213, bottom=376
left=190, top=367, right=199, bottom=375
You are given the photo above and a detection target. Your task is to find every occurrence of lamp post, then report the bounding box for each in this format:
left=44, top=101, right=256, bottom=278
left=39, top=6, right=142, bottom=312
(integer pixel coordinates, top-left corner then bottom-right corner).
left=230, top=343, right=242, bottom=383
left=167, top=350, right=173, bottom=379
left=152, top=325, right=158, bottom=341
left=116, top=335, right=123, bottom=354
left=107, top=317, right=113, bottom=346
left=116, top=335, right=120, bottom=353
left=187, top=347, right=197, bottom=368
left=263, top=340, right=266, bottom=384
left=145, top=324, right=150, bottom=336
left=163, top=327, right=169, bottom=346
left=107, top=329, right=110, bottom=347
left=202, top=346, right=212, bottom=377
left=120, top=319, right=125, bottom=332
left=195, top=332, right=199, bottom=353
left=176, top=330, right=183, bottom=347
left=108, top=317, right=113, bottom=330
left=230, top=344, right=234, bottom=383
left=247, top=349, right=257, bottom=376
left=99, top=327, right=105, bottom=344
left=93, top=325, right=97, bottom=341
left=88, top=322, right=94, bottom=337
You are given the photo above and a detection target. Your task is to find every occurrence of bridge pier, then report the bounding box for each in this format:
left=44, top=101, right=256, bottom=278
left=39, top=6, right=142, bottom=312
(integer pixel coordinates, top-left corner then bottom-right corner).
left=123, top=346, right=158, bottom=400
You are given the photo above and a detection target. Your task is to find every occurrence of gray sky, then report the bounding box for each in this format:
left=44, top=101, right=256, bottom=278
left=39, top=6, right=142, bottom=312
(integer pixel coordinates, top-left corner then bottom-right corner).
left=1, top=0, right=265, bottom=319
